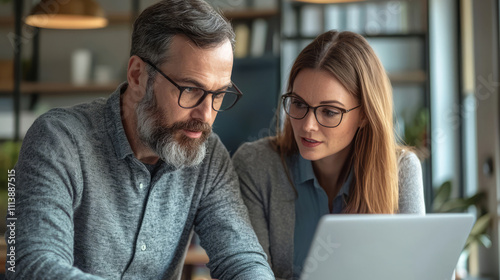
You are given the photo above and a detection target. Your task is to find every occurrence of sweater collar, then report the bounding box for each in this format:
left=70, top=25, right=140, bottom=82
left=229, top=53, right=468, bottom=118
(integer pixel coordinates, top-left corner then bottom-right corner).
left=105, top=82, right=135, bottom=160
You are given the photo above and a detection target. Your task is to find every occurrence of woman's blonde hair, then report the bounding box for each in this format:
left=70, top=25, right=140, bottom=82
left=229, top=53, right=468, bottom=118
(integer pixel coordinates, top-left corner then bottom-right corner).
left=272, top=30, right=400, bottom=214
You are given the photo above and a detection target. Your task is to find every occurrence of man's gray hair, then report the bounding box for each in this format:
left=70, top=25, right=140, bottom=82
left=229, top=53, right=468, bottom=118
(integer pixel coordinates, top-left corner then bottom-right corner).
left=130, top=0, right=235, bottom=74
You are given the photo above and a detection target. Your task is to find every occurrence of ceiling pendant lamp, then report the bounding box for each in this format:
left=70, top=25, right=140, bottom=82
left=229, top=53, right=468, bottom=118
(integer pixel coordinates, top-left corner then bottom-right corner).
left=25, top=0, right=108, bottom=29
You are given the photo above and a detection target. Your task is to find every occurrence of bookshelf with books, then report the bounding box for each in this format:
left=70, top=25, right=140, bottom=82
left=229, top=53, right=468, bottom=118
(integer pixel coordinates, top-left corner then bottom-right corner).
left=0, top=0, right=282, bottom=139
left=210, top=1, right=282, bottom=154
left=1, top=1, right=282, bottom=279
left=224, top=7, right=281, bottom=59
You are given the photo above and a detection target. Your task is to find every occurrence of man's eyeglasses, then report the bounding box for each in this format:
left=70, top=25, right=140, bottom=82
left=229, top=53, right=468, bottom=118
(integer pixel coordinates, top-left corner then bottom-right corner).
left=282, top=93, right=361, bottom=128
left=141, top=58, right=243, bottom=112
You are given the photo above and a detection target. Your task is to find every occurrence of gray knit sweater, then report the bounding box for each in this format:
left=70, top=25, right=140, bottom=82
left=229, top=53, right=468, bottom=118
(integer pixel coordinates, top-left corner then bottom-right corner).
left=232, top=138, right=425, bottom=280
left=6, top=84, right=274, bottom=280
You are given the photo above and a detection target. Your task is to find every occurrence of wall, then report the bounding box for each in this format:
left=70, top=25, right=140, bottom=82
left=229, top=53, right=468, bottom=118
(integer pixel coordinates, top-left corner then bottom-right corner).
left=429, top=0, right=461, bottom=194
left=473, top=0, right=500, bottom=277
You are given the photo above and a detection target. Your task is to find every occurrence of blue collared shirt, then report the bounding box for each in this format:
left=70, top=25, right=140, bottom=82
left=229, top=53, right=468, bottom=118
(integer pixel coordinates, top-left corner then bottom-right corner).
left=292, top=154, right=353, bottom=277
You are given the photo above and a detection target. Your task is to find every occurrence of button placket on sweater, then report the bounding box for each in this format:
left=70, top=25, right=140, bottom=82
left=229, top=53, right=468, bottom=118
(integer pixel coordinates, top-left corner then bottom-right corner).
left=133, top=167, right=152, bottom=256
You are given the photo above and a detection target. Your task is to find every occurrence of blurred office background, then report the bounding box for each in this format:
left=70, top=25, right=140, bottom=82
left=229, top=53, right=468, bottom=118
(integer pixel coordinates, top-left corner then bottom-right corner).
left=0, top=0, right=499, bottom=279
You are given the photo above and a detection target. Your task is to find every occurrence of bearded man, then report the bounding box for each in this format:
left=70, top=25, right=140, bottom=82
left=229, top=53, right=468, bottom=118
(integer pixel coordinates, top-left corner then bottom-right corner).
left=7, top=1, right=274, bottom=279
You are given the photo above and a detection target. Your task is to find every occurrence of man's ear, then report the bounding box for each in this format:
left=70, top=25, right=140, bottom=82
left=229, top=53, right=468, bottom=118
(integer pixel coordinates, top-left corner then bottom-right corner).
left=127, top=55, right=148, bottom=94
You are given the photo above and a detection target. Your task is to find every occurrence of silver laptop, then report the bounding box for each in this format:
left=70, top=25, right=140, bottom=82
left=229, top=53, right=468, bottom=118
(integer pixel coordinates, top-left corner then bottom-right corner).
left=300, top=214, right=475, bottom=280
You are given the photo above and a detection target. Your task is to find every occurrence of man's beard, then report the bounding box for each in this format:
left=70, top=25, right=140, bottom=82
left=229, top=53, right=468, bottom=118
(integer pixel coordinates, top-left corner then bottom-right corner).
left=135, top=79, right=212, bottom=169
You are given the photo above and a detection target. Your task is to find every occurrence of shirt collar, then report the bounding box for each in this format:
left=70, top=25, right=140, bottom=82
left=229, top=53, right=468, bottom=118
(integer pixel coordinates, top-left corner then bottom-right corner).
left=294, top=154, right=316, bottom=185
left=339, top=167, right=353, bottom=196
left=292, top=154, right=352, bottom=196
left=105, top=82, right=135, bottom=160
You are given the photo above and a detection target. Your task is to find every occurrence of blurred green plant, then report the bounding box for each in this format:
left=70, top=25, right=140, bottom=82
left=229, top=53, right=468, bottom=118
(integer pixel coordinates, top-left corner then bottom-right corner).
left=432, top=180, right=492, bottom=251
left=0, top=141, right=22, bottom=233
left=404, top=108, right=430, bottom=159
left=0, top=139, right=22, bottom=165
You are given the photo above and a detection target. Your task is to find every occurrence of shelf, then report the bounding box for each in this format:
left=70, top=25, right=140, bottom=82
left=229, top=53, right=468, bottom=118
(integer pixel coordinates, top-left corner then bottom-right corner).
left=363, top=32, right=426, bottom=39
left=0, top=82, right=120, bottom=95
left=223, top=8, right=279, bottom=20
left=0, top=8, right=279, bottom=28
left=0, top=16, right=14, bottom=27
left=0, top=13, right=133, bottom=28
left=107, top=13, right=134, bottom=25
left=284, top=32, right=426, bottom=41
left=106, top=9, right=281, bottom=23
left=388, top=71, right=427, bottom=84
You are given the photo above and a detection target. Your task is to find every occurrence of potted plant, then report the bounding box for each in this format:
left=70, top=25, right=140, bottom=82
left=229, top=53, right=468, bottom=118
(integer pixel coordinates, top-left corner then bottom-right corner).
left=432, top=180, right=492, bottom=279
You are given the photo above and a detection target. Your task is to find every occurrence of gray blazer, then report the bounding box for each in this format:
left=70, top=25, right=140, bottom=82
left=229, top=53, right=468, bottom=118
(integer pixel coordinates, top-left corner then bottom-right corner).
left=232, top=138, right=426, bottom=280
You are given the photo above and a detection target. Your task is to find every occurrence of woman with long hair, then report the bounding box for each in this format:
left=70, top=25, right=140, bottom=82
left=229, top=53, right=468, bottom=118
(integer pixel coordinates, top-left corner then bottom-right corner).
left=232, top=30, right=425, bottom=279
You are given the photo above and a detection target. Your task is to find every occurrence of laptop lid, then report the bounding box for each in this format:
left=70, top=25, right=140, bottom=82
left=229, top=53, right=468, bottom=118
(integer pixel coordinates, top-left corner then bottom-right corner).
left=300, top=213, right=475, bottom=280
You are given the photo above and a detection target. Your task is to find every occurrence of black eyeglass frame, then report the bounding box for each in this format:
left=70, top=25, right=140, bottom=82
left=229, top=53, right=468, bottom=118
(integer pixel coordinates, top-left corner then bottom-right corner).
left=282, top=93, right=362, bottom=128
left=140, top=57, right=243, bottom=112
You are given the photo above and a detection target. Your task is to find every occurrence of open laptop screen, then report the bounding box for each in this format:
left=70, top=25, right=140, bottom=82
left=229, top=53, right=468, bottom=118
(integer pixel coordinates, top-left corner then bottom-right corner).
left=300, top=214, right=474, bottom=280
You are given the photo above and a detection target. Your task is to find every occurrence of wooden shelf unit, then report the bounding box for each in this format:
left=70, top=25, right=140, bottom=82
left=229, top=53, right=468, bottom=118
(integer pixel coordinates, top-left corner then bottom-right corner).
left=0, top=16, right=14, bottom=27
left=387, top=70, right=427, bottom=84
left=0, top=8, right=280, bottom=28
left=1, top=2, right=278, bottom=277
left=0, top=82, right=120, bottom=95
left=223, top=8, right=279, bottom=20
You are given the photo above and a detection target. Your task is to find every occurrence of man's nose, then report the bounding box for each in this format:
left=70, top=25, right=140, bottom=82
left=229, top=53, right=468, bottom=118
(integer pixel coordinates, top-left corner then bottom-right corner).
left=191, top=95, right=214, bottom=123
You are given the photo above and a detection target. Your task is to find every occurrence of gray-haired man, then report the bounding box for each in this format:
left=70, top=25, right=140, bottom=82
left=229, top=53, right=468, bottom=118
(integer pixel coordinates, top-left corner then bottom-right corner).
left=6, top=0, right=274, bottom=279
